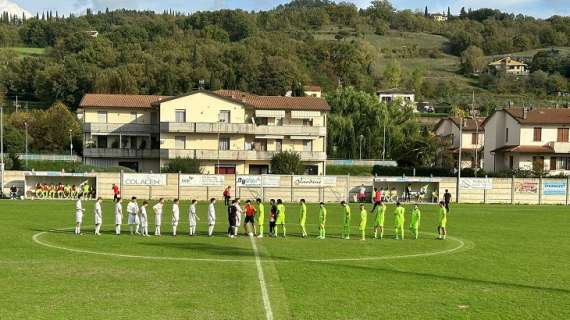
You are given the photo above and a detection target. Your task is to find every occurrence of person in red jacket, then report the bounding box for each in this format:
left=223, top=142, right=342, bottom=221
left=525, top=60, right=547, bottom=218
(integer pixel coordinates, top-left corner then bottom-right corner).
left=112, top=183, right=120, bottom=201
left=223, top=186, right=231, bottom=206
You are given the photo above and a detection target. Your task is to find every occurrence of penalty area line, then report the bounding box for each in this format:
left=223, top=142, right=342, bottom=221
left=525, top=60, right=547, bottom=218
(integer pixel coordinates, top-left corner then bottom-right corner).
left=249, top=236, right=274, bottom=320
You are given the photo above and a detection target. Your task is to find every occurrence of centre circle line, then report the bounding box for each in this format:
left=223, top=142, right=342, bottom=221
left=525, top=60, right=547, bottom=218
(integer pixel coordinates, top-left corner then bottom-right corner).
left=32, top=227, right=470, bottom=263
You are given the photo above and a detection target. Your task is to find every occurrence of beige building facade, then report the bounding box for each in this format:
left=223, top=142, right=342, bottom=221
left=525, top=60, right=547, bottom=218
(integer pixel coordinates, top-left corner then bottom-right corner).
left=80, top=91, right=329, bottom=175
left=483, top=108, right=570, bottom=174
left=435, top=117, right=485, bottom=169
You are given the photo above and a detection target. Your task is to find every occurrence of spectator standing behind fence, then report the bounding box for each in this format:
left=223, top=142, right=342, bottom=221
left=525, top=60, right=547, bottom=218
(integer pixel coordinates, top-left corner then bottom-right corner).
left=112, top=183, right=120, bottom=201
left=358, top=184, right=366, bottom=202
left=443, top=189, right=452, bottom=212
left=10, top=185, right=17, bottom=200
left=405, top=184, right=412, bottom=202
left=223, top=186, right=231, bottom=206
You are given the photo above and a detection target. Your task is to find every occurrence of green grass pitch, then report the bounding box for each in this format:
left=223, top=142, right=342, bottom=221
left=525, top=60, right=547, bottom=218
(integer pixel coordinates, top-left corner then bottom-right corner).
left=1, top=200, right=569, bottom=319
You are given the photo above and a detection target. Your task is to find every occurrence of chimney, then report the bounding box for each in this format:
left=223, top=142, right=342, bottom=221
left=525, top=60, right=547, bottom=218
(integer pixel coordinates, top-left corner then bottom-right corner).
left=523, top=107, right=528, bottom=120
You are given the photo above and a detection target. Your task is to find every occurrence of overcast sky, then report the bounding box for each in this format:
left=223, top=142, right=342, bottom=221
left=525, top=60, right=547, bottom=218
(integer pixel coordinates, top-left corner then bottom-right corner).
left=10, top=0, right=570, bottom=19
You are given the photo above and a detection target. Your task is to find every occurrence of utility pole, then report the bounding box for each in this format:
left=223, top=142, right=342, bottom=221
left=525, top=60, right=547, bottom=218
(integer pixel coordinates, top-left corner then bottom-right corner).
left=471, top=90, right=479, bottom=176
left=69, top=129, right=73, bottom=157
left=24, top=122, right=28, bottom=168
left=359, top=134, right=364, bottom=160
left=382, top=114, right=387, bottom=161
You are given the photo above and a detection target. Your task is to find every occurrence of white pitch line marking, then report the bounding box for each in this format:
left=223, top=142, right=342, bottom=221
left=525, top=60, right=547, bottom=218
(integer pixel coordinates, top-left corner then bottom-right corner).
left=249, top=236, right=274, bottom=320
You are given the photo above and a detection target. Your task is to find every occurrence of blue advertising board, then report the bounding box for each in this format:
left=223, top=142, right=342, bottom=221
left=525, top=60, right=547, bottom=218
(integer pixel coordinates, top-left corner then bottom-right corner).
left=543, top=181, right=567, bottom=196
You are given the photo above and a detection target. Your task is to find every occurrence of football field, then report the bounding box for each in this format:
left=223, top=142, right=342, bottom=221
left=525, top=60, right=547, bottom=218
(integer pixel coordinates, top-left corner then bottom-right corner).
left=1, top=200, right=569, bottom=319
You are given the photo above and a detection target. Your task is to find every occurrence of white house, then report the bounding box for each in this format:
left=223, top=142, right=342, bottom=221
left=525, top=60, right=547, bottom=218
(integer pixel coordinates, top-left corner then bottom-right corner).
left=483, top=107, right=570, bottom=174
left=435, top=117, right=485, bottom=169
left=377, top=89, right=415, bottom=107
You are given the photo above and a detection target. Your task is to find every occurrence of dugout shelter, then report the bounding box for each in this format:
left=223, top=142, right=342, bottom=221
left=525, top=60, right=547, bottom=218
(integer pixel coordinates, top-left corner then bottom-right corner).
left=24, top=171, right=98, bottom=200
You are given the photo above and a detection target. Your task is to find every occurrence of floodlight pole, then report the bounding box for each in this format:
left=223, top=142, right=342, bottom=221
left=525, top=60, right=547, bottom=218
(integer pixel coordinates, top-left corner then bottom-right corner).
left=69, top=129, right=73, bottom=157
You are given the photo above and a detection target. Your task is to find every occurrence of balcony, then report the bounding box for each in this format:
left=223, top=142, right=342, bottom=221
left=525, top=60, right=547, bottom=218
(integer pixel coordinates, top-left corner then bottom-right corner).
left=161, top=149, right=327, bottom=162
left=84, top=123, right=159, bottom=134
left=161, top=122, right=255, bottom=134
left=160, top=122, right=325, bottom=136
left=84, top=148, right=160, bottom=159
left=550, top=142, right=570, bottom=154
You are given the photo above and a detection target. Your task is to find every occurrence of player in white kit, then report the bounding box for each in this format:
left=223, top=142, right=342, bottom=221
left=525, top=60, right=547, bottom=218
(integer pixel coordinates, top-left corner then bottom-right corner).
left=127, top=197, right=140, bottom=235
left=74, top=194, right=85, bottom=235
left=172, top=198, right=180, bottom=236
left=188, top=199, right=199, bottom=236
left=207, top=198, right=216, bottom=237
left=94, top=197, right=103, bottom=235
left=153, top=198, right=164, bottom=236
left=234, top=198, right=242, bottom=236
left=114, top=197, right=123, bottom=235
left=140, top=200, right=149, bottom=236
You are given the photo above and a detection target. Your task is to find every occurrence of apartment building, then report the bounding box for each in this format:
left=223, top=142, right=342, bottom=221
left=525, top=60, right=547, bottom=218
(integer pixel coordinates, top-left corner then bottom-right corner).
left=483, top=107, right=570, bottom=174
left=435, top=117, right=485, bottom=169
left=80, top=90, right=329, bottom=175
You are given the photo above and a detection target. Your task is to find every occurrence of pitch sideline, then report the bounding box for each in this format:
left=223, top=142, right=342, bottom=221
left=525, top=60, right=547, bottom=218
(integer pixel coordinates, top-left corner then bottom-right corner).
left=249, top=236, right=274, bottom=320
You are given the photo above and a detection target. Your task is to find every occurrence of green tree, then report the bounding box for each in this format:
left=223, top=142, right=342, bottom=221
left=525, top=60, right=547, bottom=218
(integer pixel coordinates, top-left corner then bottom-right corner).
left=270, top=151, right=304, bottom=175
left=383, top=60, right=401, bottom=88
left=161, top=157, right=202, bottom=173
left=460, top=45, right=485, bottom=74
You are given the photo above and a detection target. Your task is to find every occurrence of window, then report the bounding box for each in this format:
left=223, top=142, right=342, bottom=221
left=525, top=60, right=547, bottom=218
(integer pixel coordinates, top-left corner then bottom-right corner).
left=275, top=139, right=282, bottom=152
left=175, top=109, right=186, bottom=123
left=97, top=111, right=107, bottom=123
left=471, top=157, right=476, bottom=168
left=175, top=136, right=186, bottom=150
left=276, top=117, right=283, bottom=126
left=303, top=119, right=313, bottom=126
left=215, top=165, right=236, bottom=174
left=130, top=112, right=137, bottom=122
left=97, top=136, right=108, bottom=148
left=254, top=140, right=267, bottom=151
left=557, top=128, right=569, bottom=142
left=150, top=112, right=158, bottom=124
left=532, top=156, right=545, bottom=172
left=558, top=157, right=569, bottom=170
left=255, top=117, right=268, bottom=126
left=509, top=156, right=514, bottom=169
left=550, top=157, right=557, bottom=170
left=533, top=127, right=542, bottom=142
left=130, top=136, right=137, bottom=149
left=219, top=110, right=230, bottom=123
left=505, top=128, right=509, bottom=143
left=471, top=133, right=478, bottom=145
left=219, top=137, right=230, bottom=151
left=303, top=140, right=312, bottom=152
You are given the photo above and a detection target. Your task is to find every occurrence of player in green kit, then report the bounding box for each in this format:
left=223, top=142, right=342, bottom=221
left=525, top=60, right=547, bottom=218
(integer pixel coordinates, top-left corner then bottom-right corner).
left=437, top=201, right=447, bottom=240
left=340, top=201, right=351, bottom=239
left=359, top=204, right=367, bottom=240
left=275, top=199, right=286, bottom=237
left=373, top=201, right=386, bottom=239
left=318, top=202, right=327, bottom=239
left=409, top=204, right=421, bottom=239
left=256, top=198, right=265, bottom=238
left=394, top=202, right=405, bottom=240
left=299, top=199, right=308, bottom=238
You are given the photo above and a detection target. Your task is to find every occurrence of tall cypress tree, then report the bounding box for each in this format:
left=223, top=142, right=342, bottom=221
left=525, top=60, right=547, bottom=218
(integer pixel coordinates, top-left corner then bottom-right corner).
left=424, top=6, right=428, bottom=17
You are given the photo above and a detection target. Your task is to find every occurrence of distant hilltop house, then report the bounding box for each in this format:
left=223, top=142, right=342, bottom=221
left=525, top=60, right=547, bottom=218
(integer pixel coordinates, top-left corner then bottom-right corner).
left=488, top=57, right=529, bottom=76
left=377, top=89, right=416, bottom=110
left=431, top=13, right=448, bottom=22
left=285, top=85, right=322, bottom=98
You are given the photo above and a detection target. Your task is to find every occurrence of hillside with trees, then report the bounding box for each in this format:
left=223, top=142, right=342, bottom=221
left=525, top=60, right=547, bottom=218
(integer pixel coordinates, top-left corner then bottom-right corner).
left=0, top=0, right=568, bottom=165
